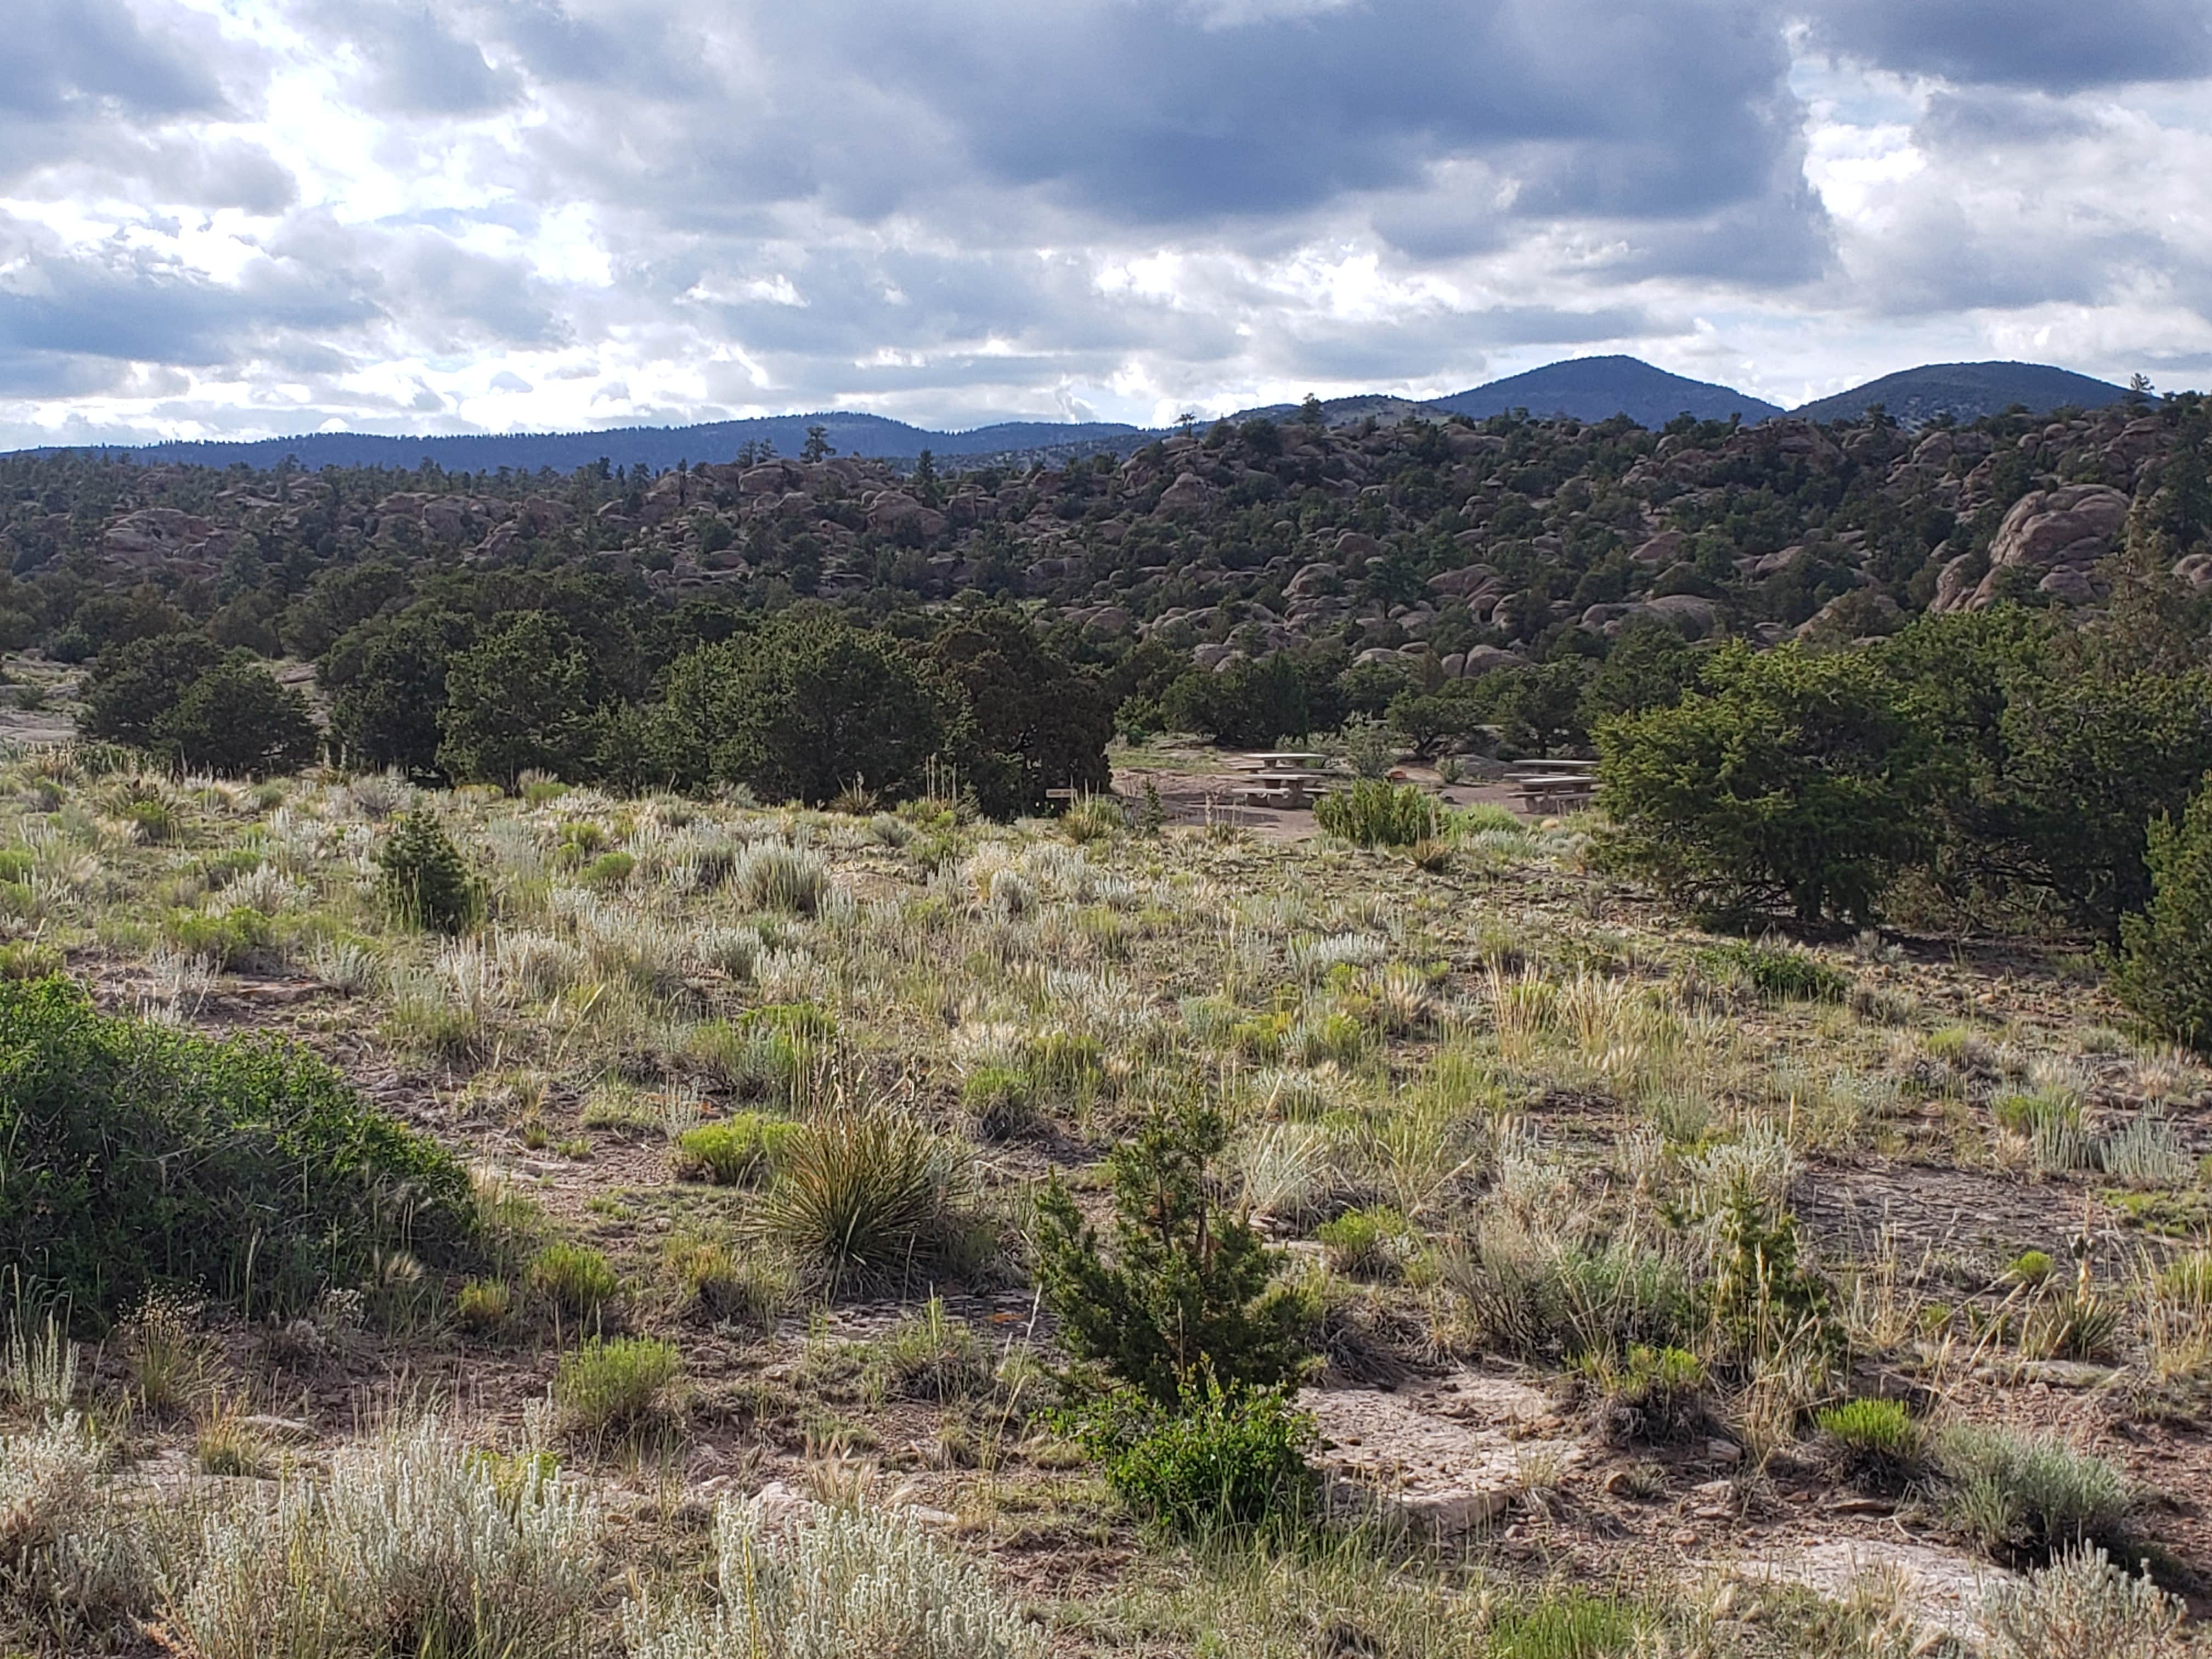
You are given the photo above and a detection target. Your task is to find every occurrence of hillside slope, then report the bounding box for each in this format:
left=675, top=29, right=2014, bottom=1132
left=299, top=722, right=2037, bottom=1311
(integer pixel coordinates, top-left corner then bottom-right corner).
left=1429, top=356, right=1783, bottom=426
left=1792, top=361, right=2129, bottom=426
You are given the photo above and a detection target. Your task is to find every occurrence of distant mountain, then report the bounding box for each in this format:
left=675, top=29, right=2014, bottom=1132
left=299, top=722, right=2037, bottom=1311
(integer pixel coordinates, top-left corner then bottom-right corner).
left=1429, top=356, right=1783, bottom=426
left=1790, top=362, right=2130, bottom=427
left=30, top=413, right=1145, bottom=473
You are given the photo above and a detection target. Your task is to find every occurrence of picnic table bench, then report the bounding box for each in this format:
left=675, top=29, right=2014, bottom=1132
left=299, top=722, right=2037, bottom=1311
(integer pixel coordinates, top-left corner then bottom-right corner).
left=1509, top=768, right=1599, bottom=812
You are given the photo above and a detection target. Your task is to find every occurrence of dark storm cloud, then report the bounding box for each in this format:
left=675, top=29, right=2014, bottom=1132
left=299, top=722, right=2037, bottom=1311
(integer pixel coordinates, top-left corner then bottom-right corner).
left=0, top=0, right=259, bottom=195
left=483, top=0, right=1813, bottom=234
left=1806, top=0, right=2212, bottom=91
left=0, top=230, right=378, bottom=397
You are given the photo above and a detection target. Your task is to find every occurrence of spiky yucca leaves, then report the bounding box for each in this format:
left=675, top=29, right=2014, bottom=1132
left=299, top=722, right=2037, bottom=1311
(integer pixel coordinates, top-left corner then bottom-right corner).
left=749, top=1108, right=979, bottom=1296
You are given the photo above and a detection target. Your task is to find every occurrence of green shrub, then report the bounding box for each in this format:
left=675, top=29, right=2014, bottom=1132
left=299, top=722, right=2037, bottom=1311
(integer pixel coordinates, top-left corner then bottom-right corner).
left=1077, top=1374, right=1318, bottom=1534
left=377, top=807, right=481, bottom=933
left=1695, top=939, right=1846, bottom=1003
left=1314, top=780, right=1441, bottom=848
left=149, top=654, right=319, bottom=777
left=554, top=1336, right=680, bottom=1434
left=551, top=819, right=610, bottom=868
left=961, top=1064, right=1038, bottom=1139
left=672, top=1114, right=797, bottom=1185
left=454, top=1277, right=513, bottom=1333
left=1491, top=1590, right=1643, bottom=1658
left=751, top=1109, right=983, bottom=1295
left=1582, top=1344, right=1709, bottom=1444
left=2007, top=1249, right=2057, bottom=1286
left=0, top=977, right=473, bottom=1323
left=1816, top=1397, right=1922, bottom=1490
left=580, top=850, right=635, bottom=890
left=664, top=1239, right=790, bottom=1331
left=1315, top=1206, right=1406, bottom=1280
left=1936, top=1423, right=2130, bottom=1555
left=0, top=940, right=64, bottom=981
left=527, top=1242, right=621, bottom=1327
left=1707, top=1181, right=1835, bottom=1365
left=161, top=906, right=274, bottom=970
left=2114, top=776, right=2212, bottom=1053
left=0, top=849, right=33, bottom=885
left=1037, top=1101, right=1311, bottom=1406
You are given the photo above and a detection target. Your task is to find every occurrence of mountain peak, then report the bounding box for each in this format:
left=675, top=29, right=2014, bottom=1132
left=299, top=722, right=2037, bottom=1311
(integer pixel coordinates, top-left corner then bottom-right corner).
left=1429, top=357, right=1784, bottom=426
left=1790, top=361, right=2131, bottom=427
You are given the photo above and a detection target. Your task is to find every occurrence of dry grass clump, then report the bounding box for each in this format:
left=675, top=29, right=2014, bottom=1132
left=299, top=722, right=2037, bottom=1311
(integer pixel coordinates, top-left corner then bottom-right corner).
left=168, top=1415, right=600, bottom=1659
left=554, top=1336, right=682, bottom=1436
left=624, top=1494, right=1043, bottom=1659
left=734, top=842, right=830, bottom=915
left=1983, top=1544, right=2189, bottom=1658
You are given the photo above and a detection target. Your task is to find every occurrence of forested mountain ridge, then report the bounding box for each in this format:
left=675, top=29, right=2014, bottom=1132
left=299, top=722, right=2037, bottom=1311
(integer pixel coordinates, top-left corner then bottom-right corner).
left=5, top=395, right=2203, bottom=680
left=14, top=356, right=2134, bottom=482
left=20, top=413, right=1149, bottom=476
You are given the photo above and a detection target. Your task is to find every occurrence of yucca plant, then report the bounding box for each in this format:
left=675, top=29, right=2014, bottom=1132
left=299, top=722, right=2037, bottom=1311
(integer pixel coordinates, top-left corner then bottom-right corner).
left=749, top=1108, right=978, bottom=1296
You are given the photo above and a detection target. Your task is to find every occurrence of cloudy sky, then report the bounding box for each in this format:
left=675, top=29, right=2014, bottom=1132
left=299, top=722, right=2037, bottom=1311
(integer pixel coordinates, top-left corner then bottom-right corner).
left=3, top=0, right=2209, bottom=447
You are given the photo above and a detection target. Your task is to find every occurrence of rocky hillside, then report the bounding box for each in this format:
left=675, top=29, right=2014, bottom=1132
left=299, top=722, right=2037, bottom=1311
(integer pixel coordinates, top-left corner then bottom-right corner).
left=3, top=394, right=2206, bottom=682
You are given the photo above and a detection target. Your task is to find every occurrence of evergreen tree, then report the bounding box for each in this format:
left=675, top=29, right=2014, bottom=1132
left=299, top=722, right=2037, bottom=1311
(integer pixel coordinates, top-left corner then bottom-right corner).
left=435, top=611, right=595, bottom=783
left=1035, top=1100, right=1309, bottom=1406
left=150, top=654, right=319, bottom=777
left=2115, top=775, right=2212, bottom=1053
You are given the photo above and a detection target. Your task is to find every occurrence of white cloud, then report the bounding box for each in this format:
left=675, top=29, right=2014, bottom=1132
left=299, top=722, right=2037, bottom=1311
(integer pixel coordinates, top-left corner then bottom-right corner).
left=0, top=0, right=2204, bottom=450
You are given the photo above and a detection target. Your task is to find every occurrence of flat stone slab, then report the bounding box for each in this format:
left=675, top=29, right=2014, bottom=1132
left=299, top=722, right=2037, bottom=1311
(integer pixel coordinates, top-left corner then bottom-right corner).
left=1302, top=1372, right=1583, bottom=1538
left=1732, top=1537, right=2012, bottom=1644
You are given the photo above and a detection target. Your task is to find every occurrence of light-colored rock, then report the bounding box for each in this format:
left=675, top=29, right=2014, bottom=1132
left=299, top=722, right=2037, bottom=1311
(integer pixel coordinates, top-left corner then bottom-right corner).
left=1303, top=1372, right=1583, bottom=1542
left=1644, top=593, right=1719, bottom=629
left=1732, top=1538, right=2010, bottom=1646
left=1459, top=644, right=1527, bottom=677
left=1939, top=483, right=2130, bottom=611
left=1428, top=562, right=1500, bottom=598
left=1157, top=472, right=1213, bottom=515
